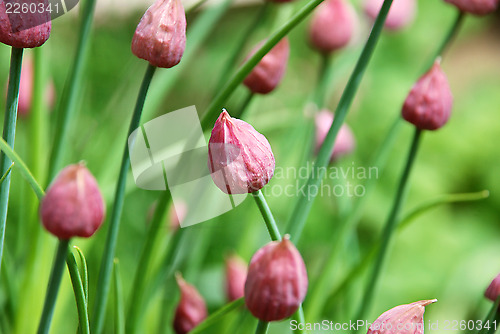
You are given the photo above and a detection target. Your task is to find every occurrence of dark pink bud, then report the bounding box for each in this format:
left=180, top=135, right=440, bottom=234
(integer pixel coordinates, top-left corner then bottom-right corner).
left=244, top=236, right=308, bottom=322
left=40, top=163, right=105, bottom=239
left=367, top=299, right=437, bottom=334
left=402, top=60, right=453, bottom=130
left=0, top=0, right=51, bottom=48
left=364, top=0, right=416, bottom=30
left=444, top=0, right=498, bottom=15
left=131, top=0, right=186, bottom=68
left=485, top=273, right=500, bottom=302
left=208, top=109, right=275, bottom=194
left=225, top=254, right=248, bottom=301
left=243, top=38, right=290, bottom=94
left=315, top=110, right=355, bottom=161
left=309, top=0, right=357, bottom=54
left=173, top=273, right=207, bottom=334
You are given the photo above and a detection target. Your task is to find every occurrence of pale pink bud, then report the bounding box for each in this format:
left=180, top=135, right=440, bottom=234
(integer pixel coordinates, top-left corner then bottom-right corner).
left=364, top=0, right=416, bottom=30
left=131, top=0, right=186, bottom=68
left=243, top=38, right=290, bottom=94
left=309, top=0, right=357, bottom=53
left=173, top=273, right=207, bottom=334
left=40, top=163, right=105, bottom=239
left=169, top=201, right=187, bottom=231
left=0, top=0, right=51, bottom=48
left=402, top=60, right=453, bottom=131
left=225, top=254, right=248, bottom=301
left=444, top=0, right=498, bottom=16
left=367, top=299, right=437, bottom=334
left=208, top=109, right=275, bottom=194
left=244, top=235, right=308, bottom=322
left=485, top=273, right=500, bottom=302
left=315, top=110, right=355, bottom=161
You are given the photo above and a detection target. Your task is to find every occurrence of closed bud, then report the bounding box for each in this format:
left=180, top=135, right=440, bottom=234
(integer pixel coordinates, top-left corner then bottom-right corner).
left=243, top=38, right=290, bottom=94
left=173, top=273, right=207, bottom=334
left=225, top=254, right=248, bottom=301
left=402, top=60, right=453, bottom=130
left=244, top=235, right=308, bottom=321
left=40, top=163, right=105, bottom=239
left=208, top=109, right=275, bottom=194
left=132, top=0, right=186, bottom=68
left=367, top=299, right=437, bottom=334
left=309, top=0, right=357, bottom=54
left=444, top=0, right=498, bottom=16
left=169, top=201, right=187, bottom=231
left=485, top=273, right=500, bottom=302
left=315, top=110, right=355, bottom=161
left=364, top=0, right=416, bottom=31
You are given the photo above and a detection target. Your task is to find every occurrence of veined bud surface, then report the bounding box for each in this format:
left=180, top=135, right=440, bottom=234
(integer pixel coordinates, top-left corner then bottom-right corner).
left=444, top=0, right=498, bottom=15
left=225, top=253, right=248, bottom=301
left=173, top=273, right=207, bottom=334
left=315, top=110, right=355, bottom=161
left=364, top=0, right=416, bottom=30
left=485, top=273, right=500, bottom=302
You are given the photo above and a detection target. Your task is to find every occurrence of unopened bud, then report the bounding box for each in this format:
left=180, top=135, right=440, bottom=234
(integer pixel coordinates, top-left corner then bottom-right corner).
left=485, top=273, right=500, bottom=302
left=173, top=273, right=207, bottom=334
left=169, top=201, right=187, bottom=231
left=225, top=253, right=248, bottom=301
left=315, top=110, right=355, bottom=161
left=364, top=0, right=416, bottom=31
left=444, top=0, right=498, bottom=16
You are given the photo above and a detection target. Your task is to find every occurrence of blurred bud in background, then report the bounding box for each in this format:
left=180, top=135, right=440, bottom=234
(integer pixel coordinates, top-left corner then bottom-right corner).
left=315, top=110, right=355, bottom=161
left=444, top=0, right=499, bottom=16
left=364, top=0, right=417, bottom=31
left=225, top=253, right=248, bottom=301
left=173, top=273, right=207, bottom=334
left=485, top=272, right=500, bottom=302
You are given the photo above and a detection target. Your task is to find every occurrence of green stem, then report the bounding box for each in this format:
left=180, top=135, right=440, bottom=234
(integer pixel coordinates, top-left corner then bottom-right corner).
left=47, top=0, right=97, bottom=182
left=37, top=239, right=71, bottom=334
left=92, top=64, right=157, bottom=334
left=427, top=10, right=465, bottom=70
left=234, top=91, right=255, bottom=119
left=113, top=260, right=125, bottom=334
left=66, top=249, right=90, bottom=334
left=189, top=298, right=245, bottom=334
left=252, top=190, right=281, bottom=241
left=355, top=128, right=422, bottom=322
left=313, top=54, right=332, bottom=109
left=255, top=320, right=270, bottom=334
left=0, top=47, right=23, bottom=271
left=285, top=0, right=394, bottom=243
left=0, top=163, right=14, bottom=185
left=483, top=296, right=500, bottom=334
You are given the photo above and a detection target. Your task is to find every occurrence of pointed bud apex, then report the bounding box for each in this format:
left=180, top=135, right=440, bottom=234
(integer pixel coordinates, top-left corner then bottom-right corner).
left=244, top=236, right=308, bottom=321
left=0, top=0, right=51, bottom=48
left=367, top=299, right=437, bottom=334
left=364, top=0, right=416, bottom=30
left=208, top=109, right=275, bottom=194
left=444, top=0, right=498, bottom=16
left=315, top=110, right=355, bottom=161
left=485, top=273, right=500, bottom=302
left=309, top=0, right=357, bottom=54
left=225, top=254, right=248, bottom=301
left=40, top=163, right=105, bottom=239
left=243, top=38, right=290, bottom=94
left=132, top=0, right=186, bottom=68
left=402, top=60, right=453, bottom=130
left=173, top=273, right=207, bottom=334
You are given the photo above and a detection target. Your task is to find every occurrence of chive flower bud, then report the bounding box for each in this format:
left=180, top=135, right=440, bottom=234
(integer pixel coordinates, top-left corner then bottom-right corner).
left=367, top=299, right=437, bottom=334
left=444, top=0, right=498, bottom=15
left=225, top=253, right=248, bottom=301
left=208, top=109, right=275, bottom=194
left=315, top=110, right=355, bottom=161
left=364, top=0, right=416, bottom=31
left=40, top=163, right=105, bottom=239
left=132, top=0, right=186, bottom=68
left=243, top=38, right=290, bottom=94
left=485, top=273, right=500, bottom=302
left=173, top=273, right=207, bottom=334
left=244, top=235, right=308, bottom=322
left=402, top=60, right=453, bottom=131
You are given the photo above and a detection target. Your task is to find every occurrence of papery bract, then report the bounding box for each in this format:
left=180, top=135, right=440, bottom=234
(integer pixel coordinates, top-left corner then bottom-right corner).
left=364, top=0, right=416, bottom=30
left=444, top=0, right=498, bottom=15
left=173, top=274, right=207, bottom=334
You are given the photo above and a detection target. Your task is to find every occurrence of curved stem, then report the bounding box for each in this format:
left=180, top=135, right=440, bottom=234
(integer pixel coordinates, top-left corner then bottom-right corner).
left=37, top=239, right=70, bottom=334
left=189, top=298, right=245, bottom=334
left=255, top=320, right=270, bottom=334
left=252, top=190, right=281, bottom=241
left=427, top=10, right=465, bottom=69
left=66, top=249, right=90, bottom=334
left=92, top=64, right=157, bottom=334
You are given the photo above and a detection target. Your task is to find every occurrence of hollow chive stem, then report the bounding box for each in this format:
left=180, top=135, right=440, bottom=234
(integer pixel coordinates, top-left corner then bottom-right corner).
left=92, top=64, right=157, bottom=334
left=313, top=53, right=332, bottom=109
left=252, top=190, right=281, bottom=241
left=37, top=239, right=71, bottom=334
left=66, top=250, right=90, bottom=334
left=255, top=320, right=270, bottom=334
left=355, top=128, right=422, bottom=323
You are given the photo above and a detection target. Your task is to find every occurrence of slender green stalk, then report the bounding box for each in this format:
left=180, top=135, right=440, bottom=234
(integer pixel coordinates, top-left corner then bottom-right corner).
left=0, top=47, right=24, bottom=271
left=66, top=250, right=90, bottom=334
left=355, top=128, right=422, bottom=322
left=234, top=92, right=255, bottom=119
left=285, top=0, right=394, bottom=243
left=252, top=190, right=281, bottom=241
left=481, top=295, right=500, bottom=334
left=189, top=298, right=245, bottom=334
left=0, top=163, right=14, bottom=185
left=113, top=260, right=125, bottom=334
left=37, top=239, right=71, bottom=334
left=74, top=246, right=89, bottom=301
left=92, top=64, right=157, bottom=334
left=313, top=54, right=332, bottom=109
left=255, top=320, right=270, bottom=334
left=47, top=0, right=97, bottom=181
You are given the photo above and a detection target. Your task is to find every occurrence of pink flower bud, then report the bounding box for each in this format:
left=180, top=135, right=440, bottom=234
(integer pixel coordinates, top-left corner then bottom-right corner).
left=364, top=0, right=416, bottom=31
left=40, top=163, right=105, bottom=239
left=169, top=201, right=187, bottom=231
left=485, top=273, right=500, bottom=302
left=402, top=60, right=453, bottom=131
left=0, top=0, right=51, bottom=48
left=309, top=0, right=357, bottom=54
left=173, top=273, right=207, bottom=334
left=131, top=0, right=186, bottom=68
left=244, top=236, right=308, bottom=322
left=225, top=254, right=248, bottom=301
left=315, top=110, right=355, bottom=161
left=208, top=109, right=275, bottom=194
left=367, top=299, right=437, bottom=334
left=444, top=0, right=498, bottom=15
left=243, top=38, right=290, bottom=94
